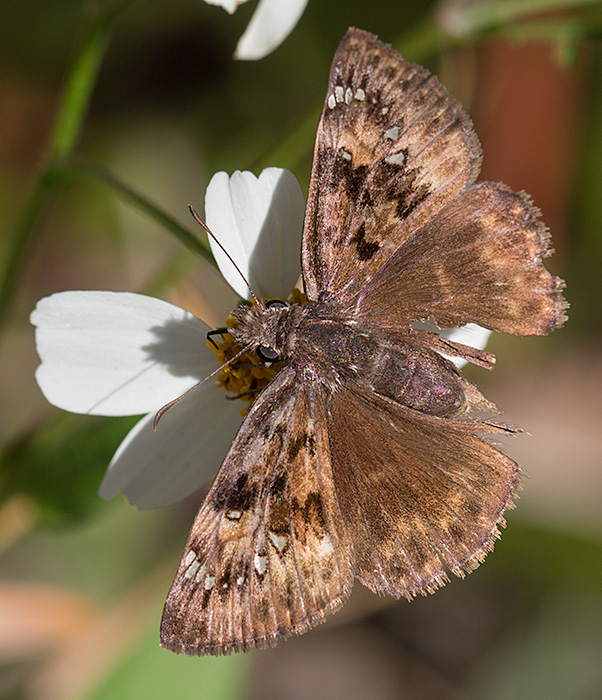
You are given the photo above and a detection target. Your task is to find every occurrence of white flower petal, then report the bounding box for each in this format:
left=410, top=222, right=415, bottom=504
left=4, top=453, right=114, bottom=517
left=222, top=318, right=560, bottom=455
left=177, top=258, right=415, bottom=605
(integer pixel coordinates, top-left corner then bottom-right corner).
left=441, top=323, right=493, bottom=368
left=205, top=168, right=305, bottom=299
left=31, top=291, right=215, bottom=416
left=413, top=319, right=492, bottom=369
left=187, top=256, right=240, bottom=330
left=234, top=0, right=308, bottom=60
left=204, top=0, right=248, bottom=15
left=99, top=380, right=243, bottom=508
left=442, top=323, right=492, bottom=352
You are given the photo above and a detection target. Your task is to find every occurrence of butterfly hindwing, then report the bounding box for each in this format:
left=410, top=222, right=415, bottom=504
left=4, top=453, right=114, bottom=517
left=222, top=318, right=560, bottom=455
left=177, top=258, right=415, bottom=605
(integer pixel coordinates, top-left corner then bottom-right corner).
left=160, top=368, right=353, bottom=656
left=354, top=182, right=568, bottom=335
left=327, top=385, right=521, bottom=598
left=302, top=28, right=482, bottom=302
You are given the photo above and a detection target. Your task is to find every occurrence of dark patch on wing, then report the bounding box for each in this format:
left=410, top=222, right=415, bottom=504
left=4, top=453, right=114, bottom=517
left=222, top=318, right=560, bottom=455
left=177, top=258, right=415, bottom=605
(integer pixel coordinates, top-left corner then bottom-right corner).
left=395, top=174, right=431, bottom=220
left=448, top=522, right=465, bottom=544
left=462, top=497, right=482, bottom=520
left=270, top=471, right=287, bottom=496
left=217, top=562, right=233, bottom=595
left=284, top=581, right=296, bottom=610
left=287, top=430, right=308, bottom=460
left=303, top=492, right=326, bottom=532
left=359, top=189, right=374, bottom=208
left=268, top=499, right=290, bottom=535
left=326, top=148, right=368, bottom=202
left=407, top=534, right=428, bottom=568
left=369, top=51, right=382, bottom=69
left=382, top=64, right=399, bottom=82
left=351, top=222, right=381, bottom=261
left=211, top=472, right=256, bottom=513
left=344, top=164, right=369, bottom=201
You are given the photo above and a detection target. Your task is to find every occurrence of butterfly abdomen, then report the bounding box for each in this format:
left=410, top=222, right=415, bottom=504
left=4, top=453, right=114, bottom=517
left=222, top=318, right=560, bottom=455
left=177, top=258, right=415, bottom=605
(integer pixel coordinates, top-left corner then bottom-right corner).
left=367, top=341, right=468, bottom=417
left=296, top=305, right=466, bottom=416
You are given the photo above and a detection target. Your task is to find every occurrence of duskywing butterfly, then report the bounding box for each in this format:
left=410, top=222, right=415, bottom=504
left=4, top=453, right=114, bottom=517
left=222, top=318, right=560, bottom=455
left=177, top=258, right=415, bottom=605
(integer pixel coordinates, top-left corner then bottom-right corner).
left=160, top=28, right=567, bottom=655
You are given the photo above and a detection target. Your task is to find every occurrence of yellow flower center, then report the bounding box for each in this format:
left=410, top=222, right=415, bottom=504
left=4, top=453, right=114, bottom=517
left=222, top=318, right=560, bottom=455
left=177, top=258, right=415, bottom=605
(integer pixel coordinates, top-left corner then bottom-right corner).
left=207, top=288, right=307, bottom=415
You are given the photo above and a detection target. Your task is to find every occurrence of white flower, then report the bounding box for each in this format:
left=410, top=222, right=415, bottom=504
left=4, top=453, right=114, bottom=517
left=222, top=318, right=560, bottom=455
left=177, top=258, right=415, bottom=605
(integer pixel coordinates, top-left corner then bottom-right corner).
left=31, top=167, right=491, bottom=510
left=205, top=0, right=309, bottom=60
left=31, top=168, right=305, bottom=509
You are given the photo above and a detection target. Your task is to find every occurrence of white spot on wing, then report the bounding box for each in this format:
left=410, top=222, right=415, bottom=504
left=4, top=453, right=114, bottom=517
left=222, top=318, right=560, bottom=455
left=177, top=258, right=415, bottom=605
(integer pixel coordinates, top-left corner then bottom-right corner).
left=340, top=148, right=352, bottom=161
left=355, top=88, right=366, bottom=101
left=184, top=551, right=196, bottom=567
left=335, top=86, right=344, bottom=102
left=254, top=554, right=268, bottom=575
left=184, top=560, right=200, bottom=579
left=196, top=563, right=207, bottom=583
left=345, top=87, right=353, bottom=104
left=269, top=531, right=288, bottom=552
left=384, top=126, right=400, bottom=141
left=385, top=151, right=406, bottom=167
left=328, top=93, right=336, bottom=109
left=316, top=537, right=334, bottom=557
left=226, top=509, right=242, bottom=520
left=204, top=575, right=216, bottom=590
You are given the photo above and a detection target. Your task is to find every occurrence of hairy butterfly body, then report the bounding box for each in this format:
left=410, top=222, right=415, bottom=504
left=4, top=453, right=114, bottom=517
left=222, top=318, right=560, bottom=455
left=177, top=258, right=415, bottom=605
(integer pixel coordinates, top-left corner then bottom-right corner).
left=160, top=28, right=566, bottom=655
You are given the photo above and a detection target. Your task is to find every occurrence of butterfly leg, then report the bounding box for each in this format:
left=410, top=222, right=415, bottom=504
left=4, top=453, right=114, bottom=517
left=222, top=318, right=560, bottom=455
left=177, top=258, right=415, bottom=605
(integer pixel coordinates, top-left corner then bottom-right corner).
left=206, top=327, right=229, bottom=349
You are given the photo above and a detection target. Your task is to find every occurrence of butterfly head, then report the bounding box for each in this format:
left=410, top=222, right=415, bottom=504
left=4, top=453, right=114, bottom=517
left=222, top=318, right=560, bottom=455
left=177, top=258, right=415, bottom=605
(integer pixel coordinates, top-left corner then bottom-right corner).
left=229, top=299, right=302, bottom=364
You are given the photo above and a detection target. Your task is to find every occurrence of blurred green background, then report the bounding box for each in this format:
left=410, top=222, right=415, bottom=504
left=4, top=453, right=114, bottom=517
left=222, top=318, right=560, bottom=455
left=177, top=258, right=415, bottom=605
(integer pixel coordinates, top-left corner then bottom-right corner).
left=1, top=0, right=602, bottom=698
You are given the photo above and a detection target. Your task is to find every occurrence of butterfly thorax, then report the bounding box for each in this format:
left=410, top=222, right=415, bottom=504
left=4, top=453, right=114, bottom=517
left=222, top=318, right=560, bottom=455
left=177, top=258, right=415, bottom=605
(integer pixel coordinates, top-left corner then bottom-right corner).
left=229, top=301, right=304, bottom=362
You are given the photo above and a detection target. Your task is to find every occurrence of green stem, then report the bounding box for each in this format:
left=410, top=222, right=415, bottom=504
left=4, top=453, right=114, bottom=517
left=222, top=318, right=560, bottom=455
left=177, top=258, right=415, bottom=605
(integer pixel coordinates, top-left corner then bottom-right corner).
left=64, top=161, right=214, bottom=265
left=0, top=0, right=138, bottom=330
left=50, top=28, right=107, bottom=158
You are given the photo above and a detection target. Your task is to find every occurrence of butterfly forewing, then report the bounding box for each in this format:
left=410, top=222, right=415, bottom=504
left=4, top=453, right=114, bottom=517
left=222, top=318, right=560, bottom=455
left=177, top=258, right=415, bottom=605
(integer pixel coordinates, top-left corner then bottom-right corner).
left=302, top=29, right=482, bottom=303
left=161, top=369, right=353, bottom=655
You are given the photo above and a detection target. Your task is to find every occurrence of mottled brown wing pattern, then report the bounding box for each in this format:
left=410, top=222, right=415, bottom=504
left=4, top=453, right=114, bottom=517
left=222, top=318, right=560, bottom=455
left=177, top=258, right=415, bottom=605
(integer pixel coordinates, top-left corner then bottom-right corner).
left=161, top=27, right=566, bottom=658
left=328, top=386, right=521, bottom=598
left=302, top=28, right=482, bottom=302
left=354, top=182, right=568, bottom=335
left=160, top=369, right=352, bottom=656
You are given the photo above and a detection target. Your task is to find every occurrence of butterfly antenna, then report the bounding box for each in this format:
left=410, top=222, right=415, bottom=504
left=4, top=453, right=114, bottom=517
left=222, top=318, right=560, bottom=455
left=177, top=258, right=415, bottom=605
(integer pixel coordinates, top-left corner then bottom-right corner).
left=188, top=205, right=260, bottom=306
left=153, top=342, right=254, bottom=431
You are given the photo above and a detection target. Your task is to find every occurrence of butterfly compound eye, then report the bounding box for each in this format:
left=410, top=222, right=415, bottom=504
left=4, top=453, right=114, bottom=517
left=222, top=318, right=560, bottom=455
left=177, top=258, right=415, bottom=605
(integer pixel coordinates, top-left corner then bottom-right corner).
left=265, top=299, right=287, bottom=309
left=256, top=345, right=280, bottom=363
